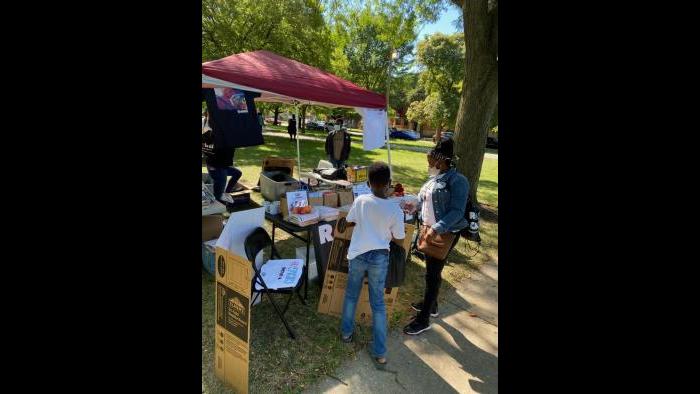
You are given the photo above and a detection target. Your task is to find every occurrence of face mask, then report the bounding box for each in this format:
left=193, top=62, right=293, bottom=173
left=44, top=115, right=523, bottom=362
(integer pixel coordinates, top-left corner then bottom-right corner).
left=428, top=166, right=440, bottom=177
left=334, top=125, right=341, bottom=131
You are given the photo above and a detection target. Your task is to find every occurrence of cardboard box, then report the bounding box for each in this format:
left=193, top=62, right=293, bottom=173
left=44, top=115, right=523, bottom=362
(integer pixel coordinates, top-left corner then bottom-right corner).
left=280, top=196, right=289, bottom=218
left=203, top=215, right=224, bottom=242
left=308, top=192, right=324, bottom=207
left=337, top=190, right=354, bottom=207
left=323, top=192, right=339, bottom=208
left=215, top=247, right=252, bottom=394
left=262, top=157, right=296, bottom=176
left=317, top=267, right=399, bottom=326
left=346, top=166, right=368, bottom=183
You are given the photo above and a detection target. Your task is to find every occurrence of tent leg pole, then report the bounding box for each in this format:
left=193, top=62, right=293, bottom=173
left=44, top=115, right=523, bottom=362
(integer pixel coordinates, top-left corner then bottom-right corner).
left=386, top=123, right=393, bottom=176
left=296, top=103, right=302, bottom=183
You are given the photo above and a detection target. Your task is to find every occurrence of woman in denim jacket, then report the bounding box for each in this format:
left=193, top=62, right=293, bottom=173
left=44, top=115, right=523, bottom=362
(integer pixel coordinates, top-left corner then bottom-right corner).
left=403, top=138, right=469, bottom=335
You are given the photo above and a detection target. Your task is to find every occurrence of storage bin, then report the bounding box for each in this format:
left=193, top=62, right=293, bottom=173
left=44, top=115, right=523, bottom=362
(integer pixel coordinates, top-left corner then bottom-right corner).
left=260, top=170, right=300, bottom=201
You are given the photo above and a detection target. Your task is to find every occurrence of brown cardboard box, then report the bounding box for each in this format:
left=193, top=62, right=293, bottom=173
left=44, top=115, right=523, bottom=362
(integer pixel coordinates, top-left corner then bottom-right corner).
left=337, top=190, right=354, bottom=207
left=214, top=247, right=252, bottom=394
left=346, top=166, right=368, bottom=183
left=203, top=215, right=224, bottom=241
left=262, top=157, right=296, bottom=176
left=355, top=284, right=400, bottom=325
left=323, top=192, right=339, bottom=208
left=308, top=197, right=324, bottom=207
left=280, top=196, right=289, bottom=219
left=317, top=267, right=399, bottom=326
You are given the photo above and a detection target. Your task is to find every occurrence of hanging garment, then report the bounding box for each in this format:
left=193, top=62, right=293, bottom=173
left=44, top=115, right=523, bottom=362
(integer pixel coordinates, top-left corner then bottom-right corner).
left=203, top=88, right=264, bottom=148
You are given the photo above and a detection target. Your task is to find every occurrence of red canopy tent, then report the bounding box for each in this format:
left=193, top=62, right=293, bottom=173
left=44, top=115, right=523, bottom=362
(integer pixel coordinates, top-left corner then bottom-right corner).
left=202, top=51, right=392, bottom=176
left=202, top=50, right=386, bottom=109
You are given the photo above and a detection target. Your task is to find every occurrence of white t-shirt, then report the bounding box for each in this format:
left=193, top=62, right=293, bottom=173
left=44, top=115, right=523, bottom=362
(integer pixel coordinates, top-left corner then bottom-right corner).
left=421, top=179, right=438, bottom=226
left=346, top=194, right=405, bottom=260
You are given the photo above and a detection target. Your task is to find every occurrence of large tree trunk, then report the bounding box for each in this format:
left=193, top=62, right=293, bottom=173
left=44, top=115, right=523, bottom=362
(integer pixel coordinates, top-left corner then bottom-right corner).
left=273, top=106, right=280, bottom=126
left=453, top=0, right=498, bottom=203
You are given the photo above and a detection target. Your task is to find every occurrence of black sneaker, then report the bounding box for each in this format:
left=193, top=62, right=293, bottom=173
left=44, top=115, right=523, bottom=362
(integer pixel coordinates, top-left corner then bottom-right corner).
left=410, top=301, right=439, bottom=317
left=403, top=320, right=432, bottom=335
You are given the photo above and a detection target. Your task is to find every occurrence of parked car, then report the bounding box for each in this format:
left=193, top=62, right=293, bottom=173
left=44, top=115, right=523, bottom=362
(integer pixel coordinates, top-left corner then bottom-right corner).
left=390, top=128, right=421, bottom=140
left=305, top=121, right=325, bottom=131
left=486, top=136, right=498, bottom=149
left=433, top=130, right=454, bottom=143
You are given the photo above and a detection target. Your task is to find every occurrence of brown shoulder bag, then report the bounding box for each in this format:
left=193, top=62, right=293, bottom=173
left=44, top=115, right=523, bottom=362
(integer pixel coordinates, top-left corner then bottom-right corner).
left=417, top=225, right=457, bottom=261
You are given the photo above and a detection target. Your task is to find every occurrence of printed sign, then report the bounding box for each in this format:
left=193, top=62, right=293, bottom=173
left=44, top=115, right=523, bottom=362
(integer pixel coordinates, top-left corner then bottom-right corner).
left=217, top=282, right=250, bottom=342
left=214, top=87, right=249, bottom=113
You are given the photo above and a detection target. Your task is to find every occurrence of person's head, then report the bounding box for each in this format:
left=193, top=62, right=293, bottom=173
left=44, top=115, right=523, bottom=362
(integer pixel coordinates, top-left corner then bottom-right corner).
left=335, top=118, right=343, bottom=131
left=427, top=138, right=454, bottom=175
left=367, top=161, right=391, bottom=198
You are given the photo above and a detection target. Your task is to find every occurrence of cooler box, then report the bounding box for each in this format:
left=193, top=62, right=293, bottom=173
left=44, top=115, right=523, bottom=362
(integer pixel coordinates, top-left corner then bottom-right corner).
left=260, top=171, right=300, bottom=201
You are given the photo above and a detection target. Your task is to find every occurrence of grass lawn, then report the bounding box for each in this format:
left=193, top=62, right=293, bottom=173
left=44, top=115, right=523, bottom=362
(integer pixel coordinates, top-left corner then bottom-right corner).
left=202, top=133, right=498, bottom=393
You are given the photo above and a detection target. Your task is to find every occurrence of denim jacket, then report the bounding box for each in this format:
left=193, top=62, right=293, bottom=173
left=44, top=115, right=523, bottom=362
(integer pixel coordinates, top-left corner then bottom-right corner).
left=417, top=167, right=469, bottom=234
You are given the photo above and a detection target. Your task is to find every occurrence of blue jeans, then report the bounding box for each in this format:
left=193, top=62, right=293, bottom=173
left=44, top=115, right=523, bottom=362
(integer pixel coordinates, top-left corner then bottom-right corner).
left=341, top=249, right=389, bottom=358
left=328, top=156, right=345, bottom=169
left=207, top=166, right=242, bottom=200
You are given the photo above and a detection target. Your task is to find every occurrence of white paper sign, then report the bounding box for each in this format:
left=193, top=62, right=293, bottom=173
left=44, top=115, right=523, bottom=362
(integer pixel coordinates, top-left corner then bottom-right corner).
left=256, top=259, right=304, bottom=290
left=215, top=207, right=265, bottom=258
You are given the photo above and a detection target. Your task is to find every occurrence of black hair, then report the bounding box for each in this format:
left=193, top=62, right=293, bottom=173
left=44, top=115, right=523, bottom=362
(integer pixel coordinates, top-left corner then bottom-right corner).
left=336, top=118, right=344, bottom=126
left=429, top=138, right=454, bottom=165
left=368, top=161, right=391, bottom=187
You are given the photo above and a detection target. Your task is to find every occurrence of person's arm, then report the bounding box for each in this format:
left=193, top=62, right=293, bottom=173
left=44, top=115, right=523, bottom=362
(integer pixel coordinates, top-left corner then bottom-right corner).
left=390, top=208, right=406, bottom=245
left=432, top=174, right=469, bottom=234
left=325, top=132, right=333, bottom=155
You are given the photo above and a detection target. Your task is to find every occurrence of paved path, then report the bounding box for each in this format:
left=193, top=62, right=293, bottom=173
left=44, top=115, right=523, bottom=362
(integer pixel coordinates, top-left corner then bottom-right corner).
left=305, top=259, right=498, bottom=394
left=263, top=130, right=498, bottom=160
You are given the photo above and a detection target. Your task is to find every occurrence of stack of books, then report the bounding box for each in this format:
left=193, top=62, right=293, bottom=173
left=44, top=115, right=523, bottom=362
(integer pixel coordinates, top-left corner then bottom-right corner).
left=316, top=206, right=340, bottom=221
left=288, top=210, right=320, bottom=227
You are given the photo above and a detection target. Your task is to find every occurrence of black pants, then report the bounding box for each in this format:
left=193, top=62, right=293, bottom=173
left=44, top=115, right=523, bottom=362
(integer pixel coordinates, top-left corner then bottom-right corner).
left=416, top=234, right=460, bottom=324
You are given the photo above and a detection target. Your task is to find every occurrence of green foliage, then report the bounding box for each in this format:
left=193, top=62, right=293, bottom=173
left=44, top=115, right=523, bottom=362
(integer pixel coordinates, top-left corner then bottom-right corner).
left=326, top=0, right=444, bottom=94
left=406, top=92, right=450, bottom=130
left=202, top=0, right=332, bottom=70
left=414, top=32, right=464, bottom=127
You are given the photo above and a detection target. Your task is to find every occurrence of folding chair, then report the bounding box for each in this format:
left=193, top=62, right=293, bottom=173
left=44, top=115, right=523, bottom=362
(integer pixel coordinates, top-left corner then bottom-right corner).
left=244, top=227, right=304, bottom=339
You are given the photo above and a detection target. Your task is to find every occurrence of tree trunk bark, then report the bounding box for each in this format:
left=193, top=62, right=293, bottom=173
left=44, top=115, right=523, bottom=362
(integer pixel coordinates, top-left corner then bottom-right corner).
left=453, top=0, right=498, bottom=203
left=273, top=106, right=280, bottom=126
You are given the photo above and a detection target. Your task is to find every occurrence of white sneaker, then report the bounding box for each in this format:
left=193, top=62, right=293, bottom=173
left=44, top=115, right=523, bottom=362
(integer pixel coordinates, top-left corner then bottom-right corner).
left=219, top=193, right=234, bottom=204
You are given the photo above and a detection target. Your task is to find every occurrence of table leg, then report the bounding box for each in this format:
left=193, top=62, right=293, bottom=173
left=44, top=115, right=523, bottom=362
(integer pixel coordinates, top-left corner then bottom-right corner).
left=305, top=231, right=311, bottom=302
left=271, top=222, right=276, bottom=244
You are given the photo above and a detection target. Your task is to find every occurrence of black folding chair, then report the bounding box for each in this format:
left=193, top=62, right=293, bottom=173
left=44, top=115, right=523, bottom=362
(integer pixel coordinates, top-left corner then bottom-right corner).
left=244, top=227, right=304, bottom=339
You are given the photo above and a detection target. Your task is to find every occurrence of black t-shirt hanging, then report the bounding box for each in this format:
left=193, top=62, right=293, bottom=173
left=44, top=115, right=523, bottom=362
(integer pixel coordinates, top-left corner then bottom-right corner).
left=203, top=88, right=264, bottom=148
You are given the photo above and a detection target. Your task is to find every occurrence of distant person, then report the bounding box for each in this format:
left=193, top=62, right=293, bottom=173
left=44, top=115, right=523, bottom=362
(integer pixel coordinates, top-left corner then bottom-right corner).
left=287, top=115, right=297, bottom=141
left=325, top=118, right=351, bottom=168
left=255, top=110, right=264, bottom=127
left=340, top=162, right=405, bottom=369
